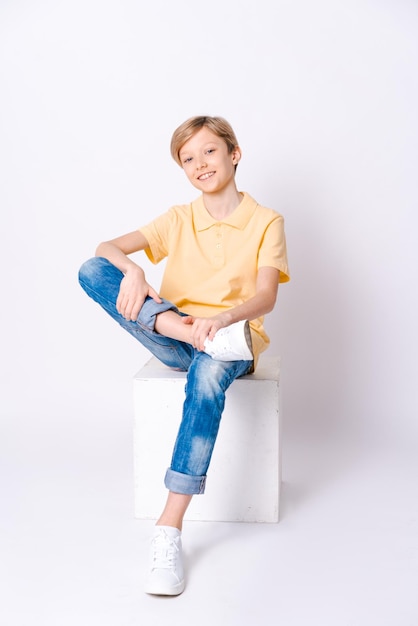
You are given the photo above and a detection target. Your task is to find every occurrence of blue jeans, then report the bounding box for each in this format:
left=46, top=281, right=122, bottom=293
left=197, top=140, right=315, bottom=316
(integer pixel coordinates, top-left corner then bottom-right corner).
left=78, top=257, right=253, bottom=495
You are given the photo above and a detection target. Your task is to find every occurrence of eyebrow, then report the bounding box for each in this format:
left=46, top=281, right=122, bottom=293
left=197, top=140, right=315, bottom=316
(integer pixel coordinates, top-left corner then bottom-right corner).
left=179, top=141, right=219, bottom=158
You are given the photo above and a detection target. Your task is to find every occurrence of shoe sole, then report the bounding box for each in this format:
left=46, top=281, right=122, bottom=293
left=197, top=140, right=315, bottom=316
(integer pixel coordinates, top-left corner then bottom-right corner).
left=145, top=579, right=185, bottom=596
left=243, top=320, right=253, bottom=357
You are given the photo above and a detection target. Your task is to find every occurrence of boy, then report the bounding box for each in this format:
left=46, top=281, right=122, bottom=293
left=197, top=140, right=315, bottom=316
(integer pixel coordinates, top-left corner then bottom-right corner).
left=78, top=115, right=290, bottom=596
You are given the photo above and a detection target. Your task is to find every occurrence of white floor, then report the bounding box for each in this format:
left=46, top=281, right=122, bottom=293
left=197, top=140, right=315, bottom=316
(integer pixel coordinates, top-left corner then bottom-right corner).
left=1, top=378, right=417, bottom=626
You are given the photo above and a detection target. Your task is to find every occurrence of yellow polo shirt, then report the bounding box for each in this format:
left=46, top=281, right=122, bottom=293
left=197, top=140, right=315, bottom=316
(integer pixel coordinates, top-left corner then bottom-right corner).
left=139, top=192, right=290, bottom=365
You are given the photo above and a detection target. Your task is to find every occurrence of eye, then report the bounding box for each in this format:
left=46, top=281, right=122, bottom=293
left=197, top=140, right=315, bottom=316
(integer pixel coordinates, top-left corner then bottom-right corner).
left=183, top=157, right=192, bottom=164
left=206, top=148, right=215, bottom=155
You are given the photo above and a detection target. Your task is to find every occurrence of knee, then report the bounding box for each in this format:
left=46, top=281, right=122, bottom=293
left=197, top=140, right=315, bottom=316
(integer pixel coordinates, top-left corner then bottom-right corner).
left=78, top=257, right=110, bottom=288
left=187, top=357, right=230, bottom=396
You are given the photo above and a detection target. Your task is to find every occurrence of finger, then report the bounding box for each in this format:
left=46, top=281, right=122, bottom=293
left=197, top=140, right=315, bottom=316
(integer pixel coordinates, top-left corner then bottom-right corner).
left=149, top=288, right=162, bottom=304
left=197, top=330, right=210, bottom=352
left=124, top=303, right=133, bottom=320
left=128, top=306, right=138, bottom=321
left=208, top=325, right=219, bottom=341
left=122, top=297, right=136, bottom=321
left=116, top=293, right=127, bottom=317
left=199, top=337, right=208, bottom=351
left=129, top=298, right=145, bottom=321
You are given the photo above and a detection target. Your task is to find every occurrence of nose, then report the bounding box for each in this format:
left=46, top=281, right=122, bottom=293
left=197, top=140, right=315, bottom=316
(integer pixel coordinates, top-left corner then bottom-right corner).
left=196, top=158, right=207, bottom=170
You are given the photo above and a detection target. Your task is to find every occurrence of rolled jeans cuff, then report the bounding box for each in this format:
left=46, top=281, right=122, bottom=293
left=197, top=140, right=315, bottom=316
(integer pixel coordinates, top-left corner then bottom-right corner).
left=138, top=296, right=180, bottom=331
left=164, top=468, right=207, bottom=495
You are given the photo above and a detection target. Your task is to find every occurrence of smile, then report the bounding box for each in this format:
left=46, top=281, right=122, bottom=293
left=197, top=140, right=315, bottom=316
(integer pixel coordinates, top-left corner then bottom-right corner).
left=198, top=171, right=215, bottom=181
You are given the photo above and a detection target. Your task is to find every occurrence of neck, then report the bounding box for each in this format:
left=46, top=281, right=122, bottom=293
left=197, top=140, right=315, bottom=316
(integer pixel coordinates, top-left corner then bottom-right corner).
left=202, top=186, right=243, bottom=220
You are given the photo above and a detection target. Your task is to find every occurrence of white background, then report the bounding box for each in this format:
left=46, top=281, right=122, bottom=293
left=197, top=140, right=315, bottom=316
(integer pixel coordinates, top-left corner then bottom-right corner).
left=1, top=1, right=417, bottom=624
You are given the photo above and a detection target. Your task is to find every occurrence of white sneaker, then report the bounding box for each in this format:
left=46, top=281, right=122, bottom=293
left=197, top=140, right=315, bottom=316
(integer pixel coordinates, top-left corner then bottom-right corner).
left=204, top=320, right=253, bottom=362
left=145, top=526, right=185, bottom=596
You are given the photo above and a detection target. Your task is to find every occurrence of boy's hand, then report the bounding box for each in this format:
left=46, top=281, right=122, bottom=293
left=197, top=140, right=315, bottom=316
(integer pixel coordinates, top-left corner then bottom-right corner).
left=116, top=267, right=162, bottom=321
left=182, top=315, right=229, bottom=351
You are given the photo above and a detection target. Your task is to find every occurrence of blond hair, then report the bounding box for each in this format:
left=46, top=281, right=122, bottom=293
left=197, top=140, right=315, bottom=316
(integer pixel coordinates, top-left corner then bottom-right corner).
left=170, top=116, right=239, bottom=167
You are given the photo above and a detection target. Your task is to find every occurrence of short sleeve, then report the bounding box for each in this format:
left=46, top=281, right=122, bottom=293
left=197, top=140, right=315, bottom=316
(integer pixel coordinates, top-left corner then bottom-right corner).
left=138, top=208, right=179, bottom=265
left=257, top=215, right=290, bottom=283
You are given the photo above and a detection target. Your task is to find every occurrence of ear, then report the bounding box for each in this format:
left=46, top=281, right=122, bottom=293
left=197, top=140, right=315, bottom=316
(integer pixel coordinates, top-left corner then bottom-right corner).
left=231, top=146, right=242, bottom=166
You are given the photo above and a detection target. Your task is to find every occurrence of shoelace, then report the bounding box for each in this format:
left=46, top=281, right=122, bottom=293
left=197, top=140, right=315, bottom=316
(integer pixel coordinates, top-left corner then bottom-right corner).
left=151, top=531, right=180, bottom=570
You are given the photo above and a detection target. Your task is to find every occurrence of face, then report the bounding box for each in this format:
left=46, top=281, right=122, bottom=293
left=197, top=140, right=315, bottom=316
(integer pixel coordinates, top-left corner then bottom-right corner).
left=178, top=127, right=241, bottom=194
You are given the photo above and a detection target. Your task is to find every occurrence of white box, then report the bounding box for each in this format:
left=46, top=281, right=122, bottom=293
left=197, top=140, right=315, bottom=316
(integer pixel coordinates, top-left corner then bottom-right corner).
left=133, top=356, right=281, bottom=523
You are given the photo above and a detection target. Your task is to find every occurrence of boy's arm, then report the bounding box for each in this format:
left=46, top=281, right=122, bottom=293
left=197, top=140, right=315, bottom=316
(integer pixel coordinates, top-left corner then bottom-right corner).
left=185, top=267, right=280, bottom=351
left=95, top=230, right=162, bottom=321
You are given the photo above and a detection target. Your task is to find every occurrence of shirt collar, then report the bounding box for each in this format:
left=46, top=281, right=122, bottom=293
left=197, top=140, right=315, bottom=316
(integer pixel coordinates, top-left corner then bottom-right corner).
left=192, top=192, right=258, bottom=232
